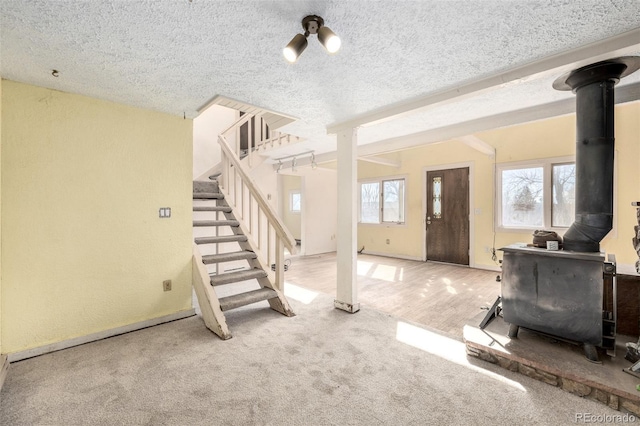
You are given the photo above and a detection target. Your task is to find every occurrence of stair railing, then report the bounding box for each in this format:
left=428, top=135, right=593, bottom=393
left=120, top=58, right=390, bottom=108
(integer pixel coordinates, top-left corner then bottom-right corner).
left=217, top=114, right=297, bottom=291
left=227, top=112, right=303, bottom=166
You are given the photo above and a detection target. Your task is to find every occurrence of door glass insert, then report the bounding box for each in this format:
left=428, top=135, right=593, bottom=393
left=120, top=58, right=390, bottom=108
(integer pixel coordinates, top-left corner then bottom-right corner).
left=433, top=177, right=442, bottom=219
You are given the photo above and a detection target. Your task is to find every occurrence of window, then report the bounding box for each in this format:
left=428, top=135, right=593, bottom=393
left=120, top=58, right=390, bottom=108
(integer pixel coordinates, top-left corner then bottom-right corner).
left=497, top=158, right=575, bottom=230
left=359, top=178, right=406, bottom=224
left=290, top=191, right=301, bottom=213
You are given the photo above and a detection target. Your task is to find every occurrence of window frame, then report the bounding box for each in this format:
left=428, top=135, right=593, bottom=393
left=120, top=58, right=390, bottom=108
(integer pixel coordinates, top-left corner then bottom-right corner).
left=496, top=156, right=575, bottom=233
left=289, top=190, right=301, bottom=214
left=358, top=175, right=407, bottom=226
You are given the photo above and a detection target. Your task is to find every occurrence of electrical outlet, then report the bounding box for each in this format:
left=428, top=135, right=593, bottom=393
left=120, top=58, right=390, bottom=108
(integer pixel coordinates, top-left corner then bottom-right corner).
left=163, top=280, right=172, bottom=292
left=386, top=239, right=390, bottom=244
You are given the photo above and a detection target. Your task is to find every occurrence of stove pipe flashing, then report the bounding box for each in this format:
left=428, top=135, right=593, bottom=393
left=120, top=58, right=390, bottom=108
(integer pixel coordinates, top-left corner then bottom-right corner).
left=552, top=56, right=640, bottom=252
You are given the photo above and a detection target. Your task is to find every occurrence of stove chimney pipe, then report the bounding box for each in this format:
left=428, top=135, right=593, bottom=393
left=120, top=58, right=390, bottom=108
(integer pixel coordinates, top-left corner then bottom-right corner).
left=553, top=56, right=640, bottom=252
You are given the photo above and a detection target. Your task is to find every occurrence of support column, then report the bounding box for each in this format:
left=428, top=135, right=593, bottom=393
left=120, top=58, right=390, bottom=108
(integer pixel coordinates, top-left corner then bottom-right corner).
left=334, top=127, right=360, bottom=313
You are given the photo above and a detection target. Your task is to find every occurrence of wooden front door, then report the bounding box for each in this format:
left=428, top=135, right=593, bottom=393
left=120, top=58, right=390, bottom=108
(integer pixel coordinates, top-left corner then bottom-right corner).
left=426, top=168, right=469, bottom=265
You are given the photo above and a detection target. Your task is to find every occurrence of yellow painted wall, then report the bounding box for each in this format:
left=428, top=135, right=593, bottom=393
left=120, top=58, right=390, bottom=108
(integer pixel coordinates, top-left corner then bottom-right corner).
left=604, top=102, right=640, bottom=266
left=357, top=142, right=492, bottom=262
left=1, top=81, right=193, bottom=354
left=357, top=101, right=640, bottom=270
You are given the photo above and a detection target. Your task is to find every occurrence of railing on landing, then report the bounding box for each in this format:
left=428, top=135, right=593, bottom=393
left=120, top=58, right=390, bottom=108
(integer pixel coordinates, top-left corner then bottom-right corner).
left=235, top=113, right=304, bottom=166
left=217, top=113, right=297, bottom=291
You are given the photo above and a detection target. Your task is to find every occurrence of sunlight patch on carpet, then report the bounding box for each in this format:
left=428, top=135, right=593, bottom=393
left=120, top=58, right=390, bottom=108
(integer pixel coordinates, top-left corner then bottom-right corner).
left=395, top=321, right=526, bottom=391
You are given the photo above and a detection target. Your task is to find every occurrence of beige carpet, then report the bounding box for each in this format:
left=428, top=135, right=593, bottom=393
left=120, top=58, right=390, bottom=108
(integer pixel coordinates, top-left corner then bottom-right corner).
left=0, top=283, right=620, bottom=425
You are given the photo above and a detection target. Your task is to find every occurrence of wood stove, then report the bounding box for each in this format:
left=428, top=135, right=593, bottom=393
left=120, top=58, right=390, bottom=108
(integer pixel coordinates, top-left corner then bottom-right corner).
left=500, top=56, right=639, bottom=362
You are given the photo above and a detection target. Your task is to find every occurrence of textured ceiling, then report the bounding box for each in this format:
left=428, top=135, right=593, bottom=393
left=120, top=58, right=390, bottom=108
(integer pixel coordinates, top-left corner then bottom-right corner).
left=1, top=0, right=640, bottom=158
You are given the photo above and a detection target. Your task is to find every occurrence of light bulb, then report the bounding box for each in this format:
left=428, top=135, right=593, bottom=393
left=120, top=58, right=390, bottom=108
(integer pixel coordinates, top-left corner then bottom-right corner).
left=283, top=34, right=308, bottom=63
left=318, top=26, right=341, bottom=53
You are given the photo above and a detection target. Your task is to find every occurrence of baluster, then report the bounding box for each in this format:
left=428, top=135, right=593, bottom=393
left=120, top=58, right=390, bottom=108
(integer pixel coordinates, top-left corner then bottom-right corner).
left=240, top=182, right=245, bottom=220
left=248, top=115, right=253, bottom=167
left=275, top=235, right=284, bottom=291
left=215, top=208, right=219, bottom=276
left=267, top=220, right=271, bottom=268
left=233, top=167, right=238, bottom=208
left=257, top=205, right=262, bottom=250
left=249, top=196, right=253, bottom=235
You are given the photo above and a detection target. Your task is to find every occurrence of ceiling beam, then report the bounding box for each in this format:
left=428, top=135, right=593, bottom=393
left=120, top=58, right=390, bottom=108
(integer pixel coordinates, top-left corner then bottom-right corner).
left=316, top=81, right=640, bottom=162
left=458, top=135, right=495, bottom=157
left=358, top=155, right=400, bottom=167
left=327, top=28, right=640, bottom=133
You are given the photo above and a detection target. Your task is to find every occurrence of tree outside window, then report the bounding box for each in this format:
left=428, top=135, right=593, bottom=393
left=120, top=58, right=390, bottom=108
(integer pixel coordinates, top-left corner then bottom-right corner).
left=360, top=182, right=379, bottom=223
left=498, top=159, right=575, bottom=230
left=502, top=167, right=543, bottom=227
left=552, top=163, right=575, bottom=227
left=359, top=178, right=406, bottom=224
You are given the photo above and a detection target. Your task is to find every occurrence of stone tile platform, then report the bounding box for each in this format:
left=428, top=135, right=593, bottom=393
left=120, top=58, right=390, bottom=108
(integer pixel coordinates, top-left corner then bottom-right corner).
left=464, top=312, right=640, bottom=415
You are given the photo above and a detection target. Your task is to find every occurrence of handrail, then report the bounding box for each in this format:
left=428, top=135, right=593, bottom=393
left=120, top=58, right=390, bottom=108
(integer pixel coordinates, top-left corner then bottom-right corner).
left=218, top=134, right=296, bottom=250
left=216, top=116, right=297, bottom=293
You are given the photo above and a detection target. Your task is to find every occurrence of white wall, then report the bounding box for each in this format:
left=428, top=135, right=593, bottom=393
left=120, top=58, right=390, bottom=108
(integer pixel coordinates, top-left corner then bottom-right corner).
left=247, top=157, right=279, bottom=212
left=302, top=168, right=338, bottom=255
left=279, top=175, right=302, bottom=240
left=250, top=162, right=337, bottom=256
left=193, top=105, right=236, bottom=180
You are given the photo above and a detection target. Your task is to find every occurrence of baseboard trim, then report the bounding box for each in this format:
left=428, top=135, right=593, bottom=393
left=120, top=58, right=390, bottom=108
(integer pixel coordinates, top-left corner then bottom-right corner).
left=7, top=309, right=196, bottom=363
left=472, top=264, right=502, bottom=273
left=360, top=250, right=423, bottom=262
left=0, top=354, right=9, bottom=391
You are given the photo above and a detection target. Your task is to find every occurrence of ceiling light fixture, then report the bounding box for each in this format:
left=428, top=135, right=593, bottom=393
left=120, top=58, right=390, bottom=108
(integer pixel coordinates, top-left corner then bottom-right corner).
left=276, top=160, right=283, bottom=173
left=283, top=15, right=341, bottom=63
left=311, top=153, right=318, bottom=169
left=292, top=157, right=298, bottom=172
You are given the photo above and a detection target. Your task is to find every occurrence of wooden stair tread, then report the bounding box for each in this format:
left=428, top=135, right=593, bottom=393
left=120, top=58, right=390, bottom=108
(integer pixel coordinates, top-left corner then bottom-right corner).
left=193, top=206, right=232, bottom=212
left=202, top=251, right=256, bottom=264
left=209, top=269, right=267, bottom=286
left=219, top=288, right=277, bottom=312
left=193, top=192, right=224, bottom=200
left=195, top=235, right=247, bottom=245
left=193, top=220, right=239, bottom=227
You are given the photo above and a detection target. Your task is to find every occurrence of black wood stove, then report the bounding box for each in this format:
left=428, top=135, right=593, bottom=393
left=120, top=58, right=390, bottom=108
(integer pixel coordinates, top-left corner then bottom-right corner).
left=500, top=56, right=640, bottom=362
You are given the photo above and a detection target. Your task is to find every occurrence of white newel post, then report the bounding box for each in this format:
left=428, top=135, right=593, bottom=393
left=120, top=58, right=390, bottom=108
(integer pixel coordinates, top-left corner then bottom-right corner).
left=334, top=127, right=360, bottom=313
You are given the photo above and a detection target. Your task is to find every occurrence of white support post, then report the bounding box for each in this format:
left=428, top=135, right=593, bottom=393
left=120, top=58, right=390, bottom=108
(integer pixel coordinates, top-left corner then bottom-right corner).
left=335, top=127, right=360, bottom=313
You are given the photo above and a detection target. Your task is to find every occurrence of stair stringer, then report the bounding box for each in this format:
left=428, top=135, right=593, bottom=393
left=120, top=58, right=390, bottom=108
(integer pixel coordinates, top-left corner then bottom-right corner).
left=192, top=244, right=232, bottom=339
left=217, top=198, right=295, bottom=317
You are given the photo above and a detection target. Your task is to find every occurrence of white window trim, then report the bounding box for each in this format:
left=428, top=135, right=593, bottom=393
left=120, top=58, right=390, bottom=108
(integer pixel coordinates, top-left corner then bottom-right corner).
left=496, top=156, right=575, bottom=233
left=358, top=175, right=408, bottom=227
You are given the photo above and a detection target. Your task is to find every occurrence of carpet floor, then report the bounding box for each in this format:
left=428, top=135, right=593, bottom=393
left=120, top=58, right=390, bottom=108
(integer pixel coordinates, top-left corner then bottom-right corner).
left=0, top=287, right=621, bottom=425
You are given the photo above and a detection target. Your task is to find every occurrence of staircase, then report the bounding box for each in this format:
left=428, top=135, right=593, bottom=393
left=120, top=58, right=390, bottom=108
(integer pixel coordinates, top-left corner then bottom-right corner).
left=192, top=180, right=294, bottom=340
